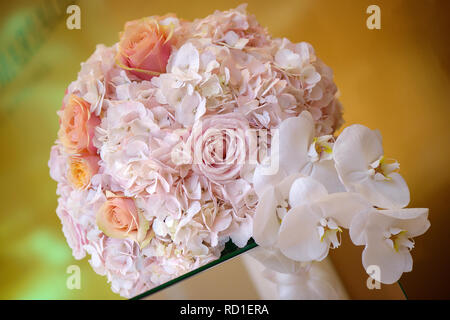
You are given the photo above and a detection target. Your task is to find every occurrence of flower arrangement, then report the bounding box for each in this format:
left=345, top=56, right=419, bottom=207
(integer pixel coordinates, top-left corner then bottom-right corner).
left=49, top=5, right=430, bottom=298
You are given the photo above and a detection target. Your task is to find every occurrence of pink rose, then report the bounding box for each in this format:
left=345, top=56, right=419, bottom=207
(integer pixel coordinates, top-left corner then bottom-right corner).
left=116, top=17, right=173, bottom=81
left=67, top=155, right=100, bottom=190
left=189, top=114, right=252, bottom=183
left=96, top=197, right=150, bottom=245
left=57, top=202, right=88, bottom=260
left=58, top=94, right=100, bottom=155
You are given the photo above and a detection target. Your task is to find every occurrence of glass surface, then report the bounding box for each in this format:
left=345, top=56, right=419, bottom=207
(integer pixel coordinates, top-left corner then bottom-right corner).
left=133, top=237, right=407, bottom=300
left=132, top=239, right=257, bottom=300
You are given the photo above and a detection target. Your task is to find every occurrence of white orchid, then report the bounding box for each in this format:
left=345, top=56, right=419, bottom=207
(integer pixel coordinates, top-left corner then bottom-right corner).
left=253, top=175, right=371, bottom=262
left=350, top=207, right=430, bottom=284
left=253, top=174, right=301, bottom=248
left=253, top=111, right=345, bottom=197
left=333, top=124, right=410, bottom=209
left=277, top=177, right=371, bottom=261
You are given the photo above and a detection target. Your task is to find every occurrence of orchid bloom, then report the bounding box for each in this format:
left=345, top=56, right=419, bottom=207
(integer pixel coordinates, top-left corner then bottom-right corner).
left=253, top=175, right=371, bottom=262
left=350, top=207, right=430, bottom=284
left=253, top=111, right=345, bottom=198
left=333, top=124, right=410, bottom=209
left=253, top=174, right=301, bottom=248
left=277, top=177, right=371, bottom=261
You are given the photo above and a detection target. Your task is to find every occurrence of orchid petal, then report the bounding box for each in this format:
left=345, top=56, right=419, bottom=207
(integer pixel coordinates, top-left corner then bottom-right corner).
left=315, top=192, right=372, bottom=228
left=288, top=176, right=328, bottom=208
left=310, top=160, right=346, bottom=194
left=253, top=161, right=286, bottom=198
left=278, top=111, right=314, bottom=175
left=278, top=205, right=328, bottom=261
left=355, top=172, right=410, bottom=209
left=334, top=124, right=384, bottom=176
left=363, top=228, right=413, bottom=284
left=349, top=209, right=371, bottom=246
left=253, top=186, right=280, bottom=247
left=376, top=208, right=430, bottom=237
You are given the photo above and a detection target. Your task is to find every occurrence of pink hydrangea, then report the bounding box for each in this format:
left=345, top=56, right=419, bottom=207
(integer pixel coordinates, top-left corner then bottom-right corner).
left=49, top=5, right=344, bottom=298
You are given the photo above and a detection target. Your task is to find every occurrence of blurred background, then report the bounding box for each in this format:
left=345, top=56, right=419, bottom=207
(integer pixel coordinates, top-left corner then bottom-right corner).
left=0, top=0, right=448, bottom=299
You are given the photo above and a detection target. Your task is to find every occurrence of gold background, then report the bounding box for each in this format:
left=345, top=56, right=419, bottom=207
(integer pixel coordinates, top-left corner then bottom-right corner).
left=0, top=0, right=448, bottom=299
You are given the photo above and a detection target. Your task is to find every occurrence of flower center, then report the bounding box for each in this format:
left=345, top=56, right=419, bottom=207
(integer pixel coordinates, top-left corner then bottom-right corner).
left=68, top=158, right=90, bottom=189
left=317, top=217, right=342, bottom=248
left=369, top=155, right=400, bottom=181
left=308, top=135, right=333, bottom=163
left=276, top=199, right=290, bottom=224
left=384, top=228, right=414, bottom=252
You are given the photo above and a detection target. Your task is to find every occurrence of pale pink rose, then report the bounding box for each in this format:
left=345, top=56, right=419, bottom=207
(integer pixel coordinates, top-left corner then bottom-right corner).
left=96, top=197, right=150, bottom=245
left=189, top=114, right=251, bottom=183
left=58, top=94, right=100, bottom=155
left=56, top=200, right=88, bottom=260
left=117, top=17, right=173, bottom=80
left=67, top=155, right=100, bottom=190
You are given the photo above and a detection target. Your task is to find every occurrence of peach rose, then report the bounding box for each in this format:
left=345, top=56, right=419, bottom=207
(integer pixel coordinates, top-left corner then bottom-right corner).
left=67, top=155, right=100, bottom=190
left=97, top=197, right=151, bottom=246
left=116, top=17, right=173, bottom=80
left=58, top=94, right=100, bottom=155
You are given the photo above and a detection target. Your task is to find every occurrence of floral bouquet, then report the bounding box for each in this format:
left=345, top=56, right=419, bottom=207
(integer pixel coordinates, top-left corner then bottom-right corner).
left=49, top=5, right=430, bottom=298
